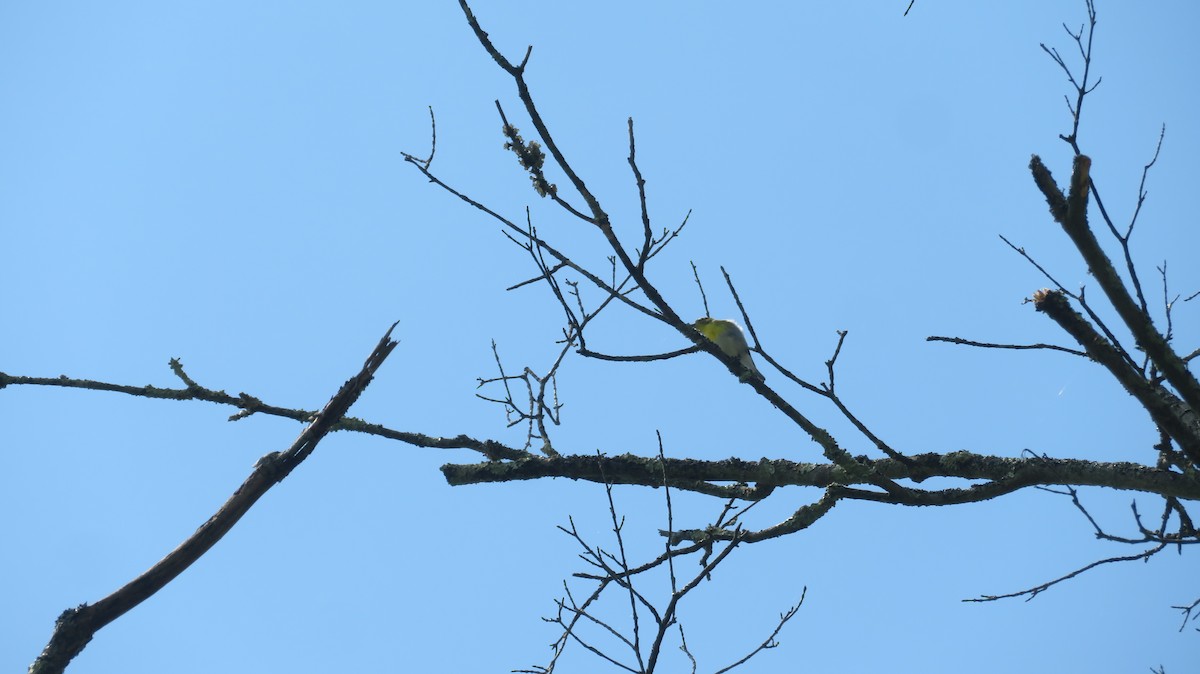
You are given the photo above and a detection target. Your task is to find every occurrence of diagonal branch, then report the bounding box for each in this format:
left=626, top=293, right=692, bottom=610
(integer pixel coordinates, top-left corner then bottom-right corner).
left=1030, top=154, right=1200, bottom=418
left=965, top=543, right=1167, bottom=604
left=1033, top=289, right=1200, bottom=463
left=27, top=323, right=400, bottom=674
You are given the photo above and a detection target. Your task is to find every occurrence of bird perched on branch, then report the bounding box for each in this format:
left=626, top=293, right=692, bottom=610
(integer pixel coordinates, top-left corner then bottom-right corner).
left=692, top=317, right=764, bottom=382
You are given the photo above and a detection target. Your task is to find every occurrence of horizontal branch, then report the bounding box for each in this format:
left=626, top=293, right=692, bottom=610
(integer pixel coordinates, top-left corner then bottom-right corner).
left=440, top=451, right=1200, bottom=502
left=926, top=335, right=1088, bottom=358
left=0, top=367, right=530, bottom=462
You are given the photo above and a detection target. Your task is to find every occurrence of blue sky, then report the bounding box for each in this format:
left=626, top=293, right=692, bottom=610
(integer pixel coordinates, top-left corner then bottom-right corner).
left=2, top=1, right=1198, bottom=672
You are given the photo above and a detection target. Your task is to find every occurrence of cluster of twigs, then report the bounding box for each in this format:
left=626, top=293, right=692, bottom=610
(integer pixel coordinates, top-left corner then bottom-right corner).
left=515, top=440, right=803, bottom=674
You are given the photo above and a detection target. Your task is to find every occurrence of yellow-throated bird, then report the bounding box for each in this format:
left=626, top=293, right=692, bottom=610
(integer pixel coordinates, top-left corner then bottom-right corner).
left=692, top=317, right=764, bottom=382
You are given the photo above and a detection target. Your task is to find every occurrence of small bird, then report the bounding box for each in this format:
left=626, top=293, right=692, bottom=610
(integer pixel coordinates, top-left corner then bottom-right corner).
left=692, top=317, right=764, bottom=382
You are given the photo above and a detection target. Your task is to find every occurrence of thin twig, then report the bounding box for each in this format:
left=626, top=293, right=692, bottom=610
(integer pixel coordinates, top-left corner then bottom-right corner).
left=927, top=335, right=1088, bottom=358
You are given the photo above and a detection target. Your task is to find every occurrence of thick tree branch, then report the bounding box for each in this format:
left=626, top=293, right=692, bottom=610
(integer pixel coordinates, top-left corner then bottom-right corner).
left=27, top=324, right=400, bottom=674
left=1033, top=289, right=1200, bottom=463
left=1029, top=155, right=1200, bottom=416
left=440, top=452, right=1200, bottom=502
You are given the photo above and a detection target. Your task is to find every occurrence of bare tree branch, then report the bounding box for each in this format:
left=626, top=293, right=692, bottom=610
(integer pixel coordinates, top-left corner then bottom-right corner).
left=27, top=323, right=400, bottom=674
left=443, top=452, right=1200, bottom=503
left=926, top=335, right=1089, bottom=358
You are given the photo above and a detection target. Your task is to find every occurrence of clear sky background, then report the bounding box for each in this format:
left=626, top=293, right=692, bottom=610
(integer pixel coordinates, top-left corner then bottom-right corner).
left=3, top=1, right=1198, bottom=672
